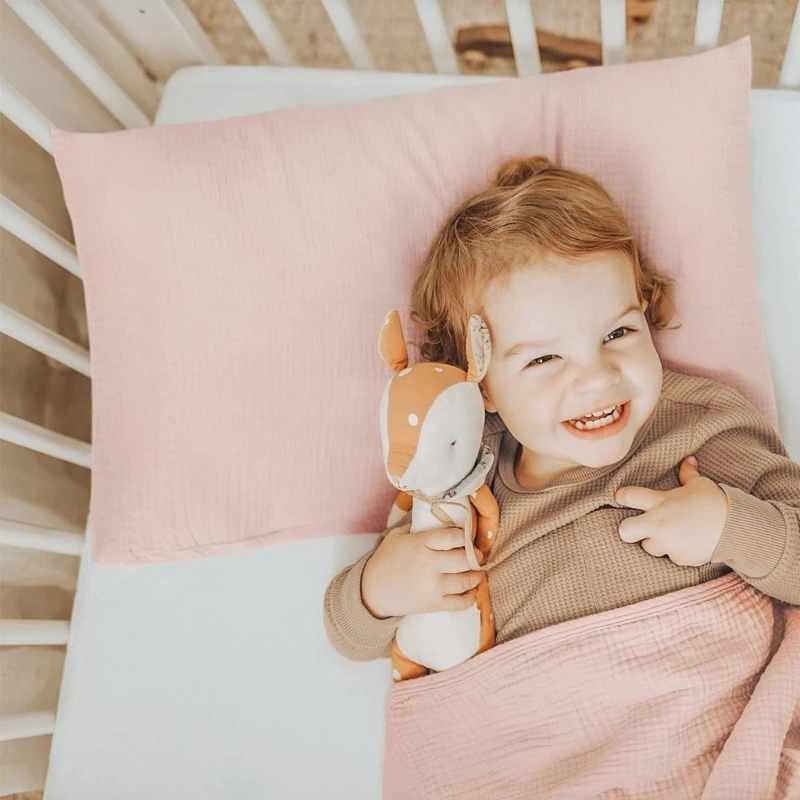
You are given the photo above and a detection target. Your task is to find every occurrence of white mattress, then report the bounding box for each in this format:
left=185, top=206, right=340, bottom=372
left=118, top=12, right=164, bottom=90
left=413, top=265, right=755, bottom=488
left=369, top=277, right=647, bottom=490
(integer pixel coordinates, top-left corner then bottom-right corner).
left=45, top=68, right=800, bottom=800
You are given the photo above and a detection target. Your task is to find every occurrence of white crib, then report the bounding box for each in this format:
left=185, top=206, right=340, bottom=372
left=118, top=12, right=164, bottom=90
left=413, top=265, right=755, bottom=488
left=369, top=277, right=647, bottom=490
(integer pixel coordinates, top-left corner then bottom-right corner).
left=0, top=1, right=799, bottom=797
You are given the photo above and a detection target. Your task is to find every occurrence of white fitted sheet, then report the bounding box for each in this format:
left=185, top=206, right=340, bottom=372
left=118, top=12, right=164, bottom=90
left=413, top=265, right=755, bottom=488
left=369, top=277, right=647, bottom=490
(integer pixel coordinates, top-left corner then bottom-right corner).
left=46, top=534, right=387, bottom=800
left=45, top=68, right=800, bottom=800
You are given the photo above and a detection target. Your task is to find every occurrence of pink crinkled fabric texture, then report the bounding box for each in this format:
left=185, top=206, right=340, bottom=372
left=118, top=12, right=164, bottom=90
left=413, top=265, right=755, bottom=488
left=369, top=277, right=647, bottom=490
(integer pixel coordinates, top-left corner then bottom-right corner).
left=384, top=573, right=800, bottom=799
left=51, top=38, right=774, bottom=563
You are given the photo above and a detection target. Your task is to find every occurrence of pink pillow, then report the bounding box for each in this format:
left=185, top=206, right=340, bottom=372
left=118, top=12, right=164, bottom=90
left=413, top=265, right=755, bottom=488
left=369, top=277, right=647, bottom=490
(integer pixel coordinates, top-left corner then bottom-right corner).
left=53, top=37, right=774, bottom=564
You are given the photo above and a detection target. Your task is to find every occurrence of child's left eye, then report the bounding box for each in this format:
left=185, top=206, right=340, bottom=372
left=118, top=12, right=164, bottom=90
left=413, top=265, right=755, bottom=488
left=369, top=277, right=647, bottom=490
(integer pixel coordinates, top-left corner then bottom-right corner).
left=605, top=327, right=634, bottom=342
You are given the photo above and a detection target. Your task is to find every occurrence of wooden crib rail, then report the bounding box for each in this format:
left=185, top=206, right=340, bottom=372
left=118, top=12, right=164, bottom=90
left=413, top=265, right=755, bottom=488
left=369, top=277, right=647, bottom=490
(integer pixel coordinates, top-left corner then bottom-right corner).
left=0, top=520, right=85, bottom=557
left=6, top=0, right=152, bottom=128
left=0, top=621, right=70, bottom=648
left=0, top=712, right=56, bottom=744
left=0, top=196, right=79, bottom=276
left=0, top=413, right=92, bottom=470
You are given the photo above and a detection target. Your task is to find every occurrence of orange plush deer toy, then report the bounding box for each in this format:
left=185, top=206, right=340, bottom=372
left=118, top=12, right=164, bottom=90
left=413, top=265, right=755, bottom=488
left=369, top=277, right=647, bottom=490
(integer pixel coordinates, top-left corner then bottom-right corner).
left=378, top=310, right=499, bottom=682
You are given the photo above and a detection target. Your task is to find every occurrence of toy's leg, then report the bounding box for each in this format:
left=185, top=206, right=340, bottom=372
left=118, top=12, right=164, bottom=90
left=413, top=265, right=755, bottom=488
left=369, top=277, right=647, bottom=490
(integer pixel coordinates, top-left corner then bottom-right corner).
left=472, top=485, right=500, bottom=559
left=386, top=490, right=413, bottom=529
left=391, top=640, right=428, bottom=682
left=475, top=575, right=495, bottom=655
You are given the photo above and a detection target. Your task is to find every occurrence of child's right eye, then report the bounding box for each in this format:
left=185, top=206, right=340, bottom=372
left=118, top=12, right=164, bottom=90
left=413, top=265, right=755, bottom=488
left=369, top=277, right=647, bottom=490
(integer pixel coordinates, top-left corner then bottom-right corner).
left=526, top=355, right=556, bottom=368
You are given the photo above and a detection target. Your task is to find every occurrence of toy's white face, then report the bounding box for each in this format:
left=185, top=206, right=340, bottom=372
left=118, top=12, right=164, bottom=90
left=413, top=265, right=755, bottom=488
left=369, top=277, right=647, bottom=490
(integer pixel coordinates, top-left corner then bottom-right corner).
left=479, top=251, right=663, bottom=488
left=380, top=381, right=485, bottom=498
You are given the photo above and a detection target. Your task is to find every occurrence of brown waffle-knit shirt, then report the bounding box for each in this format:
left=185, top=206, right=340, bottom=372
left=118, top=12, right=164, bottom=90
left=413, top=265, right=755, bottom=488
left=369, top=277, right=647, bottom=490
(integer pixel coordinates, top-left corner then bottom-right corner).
left=324, top=371, right=800, bottom=661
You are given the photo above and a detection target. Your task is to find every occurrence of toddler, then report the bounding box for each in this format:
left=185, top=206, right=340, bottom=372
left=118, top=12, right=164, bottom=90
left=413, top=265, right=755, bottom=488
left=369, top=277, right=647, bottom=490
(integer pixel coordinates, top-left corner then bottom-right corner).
left=324, top=156, right=799, bottom=661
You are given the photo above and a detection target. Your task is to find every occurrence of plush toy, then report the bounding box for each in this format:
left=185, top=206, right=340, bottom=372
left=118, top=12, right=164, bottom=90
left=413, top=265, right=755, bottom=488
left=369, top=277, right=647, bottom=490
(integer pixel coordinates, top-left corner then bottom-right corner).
left=378, top=310, right=499, bottom=682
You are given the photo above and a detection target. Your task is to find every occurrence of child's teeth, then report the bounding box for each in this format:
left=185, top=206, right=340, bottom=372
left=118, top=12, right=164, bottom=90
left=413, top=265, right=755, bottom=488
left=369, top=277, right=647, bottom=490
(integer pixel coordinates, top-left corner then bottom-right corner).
left=569, top=403, right=624, bottom=430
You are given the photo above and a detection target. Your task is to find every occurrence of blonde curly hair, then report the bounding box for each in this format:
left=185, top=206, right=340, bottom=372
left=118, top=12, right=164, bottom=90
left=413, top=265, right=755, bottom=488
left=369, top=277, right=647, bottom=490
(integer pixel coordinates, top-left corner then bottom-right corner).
left=411, top=156, right=674, bottom=371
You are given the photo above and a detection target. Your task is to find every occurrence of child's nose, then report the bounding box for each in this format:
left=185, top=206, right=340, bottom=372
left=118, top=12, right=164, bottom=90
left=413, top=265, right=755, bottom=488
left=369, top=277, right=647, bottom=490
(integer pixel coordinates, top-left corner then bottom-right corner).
left=573, top=361, right=621, bottom=394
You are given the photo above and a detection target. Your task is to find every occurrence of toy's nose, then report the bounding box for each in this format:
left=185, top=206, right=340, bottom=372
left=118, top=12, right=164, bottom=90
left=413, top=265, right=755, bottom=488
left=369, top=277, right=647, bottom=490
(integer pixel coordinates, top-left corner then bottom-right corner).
left=388, top=467, right=406, bottom=490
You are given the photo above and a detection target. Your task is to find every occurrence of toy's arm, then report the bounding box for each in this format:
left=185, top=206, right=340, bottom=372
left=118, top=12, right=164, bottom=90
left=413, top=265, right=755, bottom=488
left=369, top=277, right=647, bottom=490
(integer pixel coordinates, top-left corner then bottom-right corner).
left=471, top=484, right=500, bottom=558
left=386, top=490, right=414, bottom=529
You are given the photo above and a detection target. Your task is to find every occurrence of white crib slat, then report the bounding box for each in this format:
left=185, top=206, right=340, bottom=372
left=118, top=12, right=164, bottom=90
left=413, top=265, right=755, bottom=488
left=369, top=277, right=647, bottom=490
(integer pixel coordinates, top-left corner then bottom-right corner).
left=600, top=0, right=627, bottom=66
left=0, top=305, right=91, bottom=378
left=95, top=0, right=222, bottom=83
left=0, top=195, right=81, bottom=279
left=694, top=0, right=725, bottom=51
left=0, top=79, right=54, bottom=155
left=0, top=413, right=91, bottom=469
left=0, top=4, right=121, bottom=134
left=166, top=0, right=226, bottom=64
left=320, top=0, right=375, bottom=71
left=6, top=0, right=150, bottom=129
left=0, top=519, right=85, bottom=556
left=413, top=0, right=459, bottom=75
left=504, top=0, right=542, bottom=76
left=43, top=0, right=161, bottom=118
left=779, top=2, right=800, bottom=88
left=0, top=620, right=70, bottom=647
left=0, top=712, right=56, bottom=742
left=232, top=0, right=295, bottom=66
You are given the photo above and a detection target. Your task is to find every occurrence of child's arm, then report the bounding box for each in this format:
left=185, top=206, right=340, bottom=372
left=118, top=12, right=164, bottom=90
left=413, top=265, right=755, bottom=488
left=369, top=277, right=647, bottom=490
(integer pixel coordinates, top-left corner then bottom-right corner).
left=323, top=510, right=486, bottom=660
left=694, top=386, right=799, bottom=604
left=617, top=384, right=799, bottom=604
left=323, top=546, right=402, bottom=662
left=324, top=511, right=412, bottom=662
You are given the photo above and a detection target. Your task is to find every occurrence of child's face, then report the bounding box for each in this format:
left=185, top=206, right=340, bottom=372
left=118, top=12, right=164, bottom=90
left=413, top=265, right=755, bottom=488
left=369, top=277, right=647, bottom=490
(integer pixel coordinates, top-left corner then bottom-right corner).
left=480, top=251, right=663, bottom=478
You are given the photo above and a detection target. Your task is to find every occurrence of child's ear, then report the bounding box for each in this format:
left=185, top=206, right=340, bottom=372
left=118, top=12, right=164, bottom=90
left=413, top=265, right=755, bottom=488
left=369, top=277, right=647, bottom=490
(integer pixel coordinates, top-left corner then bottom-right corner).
left=480, top=382, right=498, bottom=414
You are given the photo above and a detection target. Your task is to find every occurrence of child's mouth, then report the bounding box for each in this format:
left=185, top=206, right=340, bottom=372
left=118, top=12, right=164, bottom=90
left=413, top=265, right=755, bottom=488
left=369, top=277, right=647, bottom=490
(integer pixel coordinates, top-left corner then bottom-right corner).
left=562, top=402, right=630, bottom=439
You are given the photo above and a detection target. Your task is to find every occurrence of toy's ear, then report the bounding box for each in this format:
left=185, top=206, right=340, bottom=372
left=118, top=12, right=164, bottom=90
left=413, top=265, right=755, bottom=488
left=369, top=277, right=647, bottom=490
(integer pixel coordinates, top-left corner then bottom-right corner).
left=379, top=310, right=409, bottom=373
left=466, top=315, right=491, bottom=382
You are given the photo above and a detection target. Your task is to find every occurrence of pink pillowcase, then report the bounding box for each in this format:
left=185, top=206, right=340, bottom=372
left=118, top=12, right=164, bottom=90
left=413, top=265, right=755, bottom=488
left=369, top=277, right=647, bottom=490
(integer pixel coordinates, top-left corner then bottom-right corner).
left=53, top=37, right=774, bottom=564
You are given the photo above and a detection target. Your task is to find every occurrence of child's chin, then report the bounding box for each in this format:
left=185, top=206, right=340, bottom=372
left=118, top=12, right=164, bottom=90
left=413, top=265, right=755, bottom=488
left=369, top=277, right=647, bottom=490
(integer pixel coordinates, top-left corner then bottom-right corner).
left=574, top=440, right=631, bottom=468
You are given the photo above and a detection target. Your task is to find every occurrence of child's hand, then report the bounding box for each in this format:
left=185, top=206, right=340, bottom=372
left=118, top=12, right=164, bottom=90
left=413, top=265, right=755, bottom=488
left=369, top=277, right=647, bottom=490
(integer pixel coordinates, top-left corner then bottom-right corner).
left=361, top=524, right=485, bottom=619
left=615, top=456, right=729, bottom=567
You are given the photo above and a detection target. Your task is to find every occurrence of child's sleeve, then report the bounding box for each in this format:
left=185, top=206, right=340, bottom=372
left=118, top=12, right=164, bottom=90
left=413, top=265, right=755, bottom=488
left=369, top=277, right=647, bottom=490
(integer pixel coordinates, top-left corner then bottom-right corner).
left=692, top=386, right=800, bottom=605
left=323, top=534, right=404, bottom=662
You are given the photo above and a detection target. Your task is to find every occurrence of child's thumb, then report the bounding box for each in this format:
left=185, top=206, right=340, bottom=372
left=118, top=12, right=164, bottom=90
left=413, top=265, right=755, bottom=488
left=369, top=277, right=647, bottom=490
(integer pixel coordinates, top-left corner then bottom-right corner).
left=679, top=455, right=699, bottom=485
left=386, top=522, right=411, bottom=536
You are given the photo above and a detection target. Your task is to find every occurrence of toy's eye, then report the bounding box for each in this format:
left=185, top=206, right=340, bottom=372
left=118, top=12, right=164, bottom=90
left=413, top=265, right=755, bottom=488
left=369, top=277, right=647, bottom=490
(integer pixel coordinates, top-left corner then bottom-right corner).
left=450, top=441, right=457, bottom=447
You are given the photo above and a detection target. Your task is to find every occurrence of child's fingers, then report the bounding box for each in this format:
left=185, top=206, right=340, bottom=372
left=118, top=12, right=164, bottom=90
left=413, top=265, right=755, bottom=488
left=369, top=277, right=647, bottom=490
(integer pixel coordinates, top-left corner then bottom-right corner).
left=385, top=522, right=411, bottom=537
left=438, top=587, right=479, bottom=612
left=618, top=514, right=649, bottom=544
left=616, top=485, right=663, bottom=511
left=422, top=527, right=469, bottom=551
left=641, top=537, right=668, bottom=558
left=678, top=455, right=700, bottom=486
left=437, top=547, right=485, bottom=573
left=440, top=570, right=483, bottom=596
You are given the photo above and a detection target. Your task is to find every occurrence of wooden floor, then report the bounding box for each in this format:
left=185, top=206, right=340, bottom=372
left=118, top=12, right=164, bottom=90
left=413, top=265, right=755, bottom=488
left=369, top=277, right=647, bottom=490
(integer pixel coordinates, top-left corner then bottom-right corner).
left=185, top=0, right=798, bottom=88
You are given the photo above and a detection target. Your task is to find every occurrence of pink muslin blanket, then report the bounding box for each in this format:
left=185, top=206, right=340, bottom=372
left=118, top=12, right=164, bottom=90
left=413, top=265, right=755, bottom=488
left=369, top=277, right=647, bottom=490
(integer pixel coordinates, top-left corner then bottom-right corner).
left=384, top=573, right=800, bottom=799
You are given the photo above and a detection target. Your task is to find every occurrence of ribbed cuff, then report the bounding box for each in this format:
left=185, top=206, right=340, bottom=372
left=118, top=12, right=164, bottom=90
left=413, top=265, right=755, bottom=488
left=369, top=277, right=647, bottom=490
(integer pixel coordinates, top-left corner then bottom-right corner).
left=329, top=551, right=400, bottom=650
left=710, top=485, right=787, bottom=579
